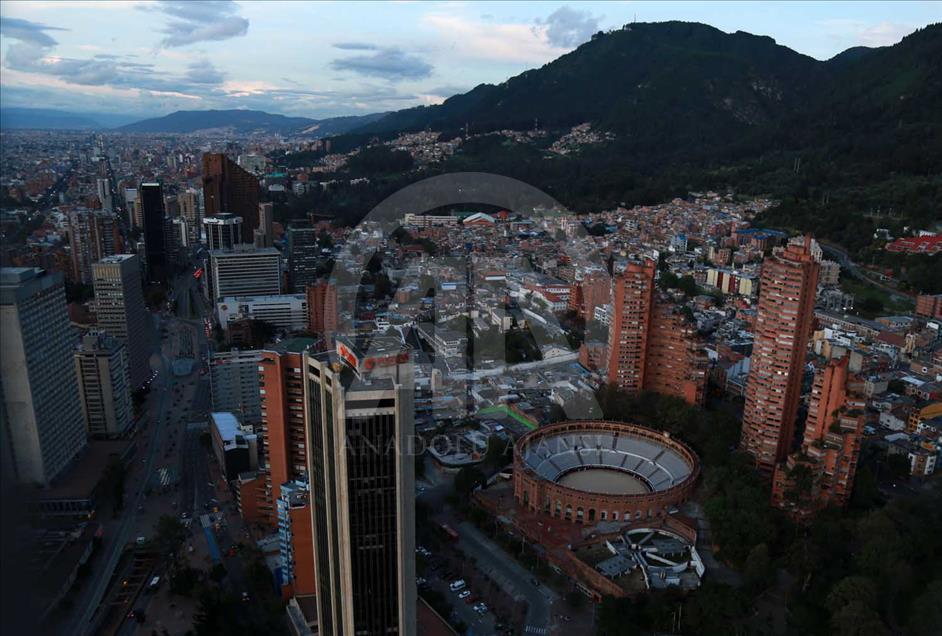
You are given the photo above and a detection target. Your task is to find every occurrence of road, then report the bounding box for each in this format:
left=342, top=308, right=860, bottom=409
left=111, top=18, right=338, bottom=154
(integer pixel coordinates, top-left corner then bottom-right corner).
left=62, top=266, right=203, bottom=636
left=820, top=241, right=913, bottom=303
left=66, top=315, right=170, bottom=636
left=454, top=520, right=558, bottom=634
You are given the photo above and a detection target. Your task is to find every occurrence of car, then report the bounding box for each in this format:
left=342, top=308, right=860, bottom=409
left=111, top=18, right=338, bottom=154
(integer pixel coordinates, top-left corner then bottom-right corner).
left=474, top=603, right=488, bottom=614
left=457, top=590, right=471, bottom=600
left=448, top=580, right=466, bottom=592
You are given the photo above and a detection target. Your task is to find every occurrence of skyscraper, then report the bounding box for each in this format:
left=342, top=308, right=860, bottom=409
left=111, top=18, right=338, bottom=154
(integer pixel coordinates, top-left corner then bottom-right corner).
left=606, top=260, right=706, bottom=405
left=235, top=338, right=317, bottom=597
left=741, top=237, right=820, bottom=474
left=286, top=227, right=321, bottom=293
left=209, top=246, right=281, bottom=300
left=0, top=268, right=86, bottom=484
left=606, top=261, right=656, bottom=394
left=202, top=153, right=260, bottom=239
left=74, top=330, right=133, bottom=438
left=140, top=182, right=168, bottom=284
left=304, top=337, right=416, bottom=636
left=92, top=255, right=151, bottom=389
left=178, top=188, right=201, bottom=245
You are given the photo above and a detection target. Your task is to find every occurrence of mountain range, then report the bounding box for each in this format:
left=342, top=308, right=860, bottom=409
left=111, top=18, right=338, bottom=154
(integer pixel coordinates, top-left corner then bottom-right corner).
left=354, top=20, right=941, bottom=151
left=0, top=107, right=385, bottom=137
left=0, top=108, right=140, bottom=130
left=116, top=109, right=386, bottom=136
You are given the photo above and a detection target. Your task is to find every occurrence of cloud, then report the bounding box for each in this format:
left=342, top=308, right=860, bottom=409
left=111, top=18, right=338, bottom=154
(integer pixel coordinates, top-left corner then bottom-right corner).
left=331, top=47, right=433, bottom=80
left=185, top=59, right=226, bottom=85
left=535, top=6, right=601, bottom=48
left=422, top=13, right=564, bottom=64
left=820, top=19, right=915, bottom=50
left=0, top=17, right=68, bottom=47
left=333, top=42, right=380, bottom=51
left=1, top=15, right=221, bottom=96
left=147, top=1, right=249, bottom=48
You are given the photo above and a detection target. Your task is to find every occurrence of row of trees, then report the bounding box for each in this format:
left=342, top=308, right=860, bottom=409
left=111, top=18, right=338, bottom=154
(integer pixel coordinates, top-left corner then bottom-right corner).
left=589, top=387, right=942, bottom=635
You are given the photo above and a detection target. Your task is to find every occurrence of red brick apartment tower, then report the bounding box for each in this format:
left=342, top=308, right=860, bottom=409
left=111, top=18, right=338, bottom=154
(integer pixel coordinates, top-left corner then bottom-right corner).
left=741, top=237, right=820, bottom=474
left=238, top=346, right=310, bottom=526
left=606, top=260, right=706, bottom=405
left=772, top=357, right=865, bottom=516
left=202, top=152, right=260, bottom=237
left=606, top=260, right=657, bottom=394
left=306, top=281, right=338, bottom=334
left=645, top=301, right=708, bottom=406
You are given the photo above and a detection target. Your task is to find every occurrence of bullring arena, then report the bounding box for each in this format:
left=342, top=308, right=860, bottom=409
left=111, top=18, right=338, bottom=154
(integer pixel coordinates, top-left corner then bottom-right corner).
left=513, top=420, right=700, bottom=524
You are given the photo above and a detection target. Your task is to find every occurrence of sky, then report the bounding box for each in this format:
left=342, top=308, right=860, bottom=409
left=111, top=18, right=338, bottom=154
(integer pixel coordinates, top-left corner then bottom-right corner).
left=0, top=1, right=939, bottom=120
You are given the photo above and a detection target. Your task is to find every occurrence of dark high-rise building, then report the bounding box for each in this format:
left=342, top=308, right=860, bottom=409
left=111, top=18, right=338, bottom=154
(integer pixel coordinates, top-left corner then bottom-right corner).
left=740, top=237, right=820, bottom=474
left=287, top=227, right=320, bottom=293
left=140, top=182, right=168, bottom=284
left=303, top=337, right=415, bottom=636
left=202, top=153, right=260, bottom=239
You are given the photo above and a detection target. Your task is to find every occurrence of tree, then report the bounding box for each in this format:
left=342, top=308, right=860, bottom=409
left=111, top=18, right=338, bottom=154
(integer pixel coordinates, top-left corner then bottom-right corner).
left=677, top=275, right=698, bottom=297
left=169, top=564, right=199, bottom=596
left=884, top=452, right=911, bottom=478
left=743, top=543, right=772, bottom=588
left=483, top=434, right=512, bottom=467
left=827, top=576, right=878, bottom=614
left=249, top=320, right=277, bottom=348
left=210, top=563, right=227, bottom=583
left=454, top=466, right=485, bottom=495
left=154, top=515, right=188, bottom=554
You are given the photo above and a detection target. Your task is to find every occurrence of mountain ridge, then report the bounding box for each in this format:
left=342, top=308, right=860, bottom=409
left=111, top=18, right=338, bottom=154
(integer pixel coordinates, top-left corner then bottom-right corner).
left=117, top=109, right=386, bottom=136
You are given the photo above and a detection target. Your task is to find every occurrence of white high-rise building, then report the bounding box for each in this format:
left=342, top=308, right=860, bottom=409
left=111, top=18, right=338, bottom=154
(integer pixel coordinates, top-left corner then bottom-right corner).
left=209, top=246, right=281, bottom=300
left=0, top=268, right=87, bottom=485
left=216, top=294, right=308, bottom=333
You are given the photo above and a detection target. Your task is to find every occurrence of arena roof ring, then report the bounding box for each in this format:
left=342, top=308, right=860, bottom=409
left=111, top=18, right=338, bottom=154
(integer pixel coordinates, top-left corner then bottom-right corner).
left=513, top=421, right=700, bottom=523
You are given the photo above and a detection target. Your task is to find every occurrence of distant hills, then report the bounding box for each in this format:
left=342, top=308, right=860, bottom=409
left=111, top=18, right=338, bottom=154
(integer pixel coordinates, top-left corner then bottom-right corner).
left=116, top=109, right=385, bottom=136
left=0, top=107, right=386, bottom=137
left=0, top=108, right=140, bottom=130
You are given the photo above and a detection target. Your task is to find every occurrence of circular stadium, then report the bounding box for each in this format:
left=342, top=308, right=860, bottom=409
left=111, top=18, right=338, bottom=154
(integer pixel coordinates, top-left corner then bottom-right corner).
left=513, top=421, right=700, bottom=524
